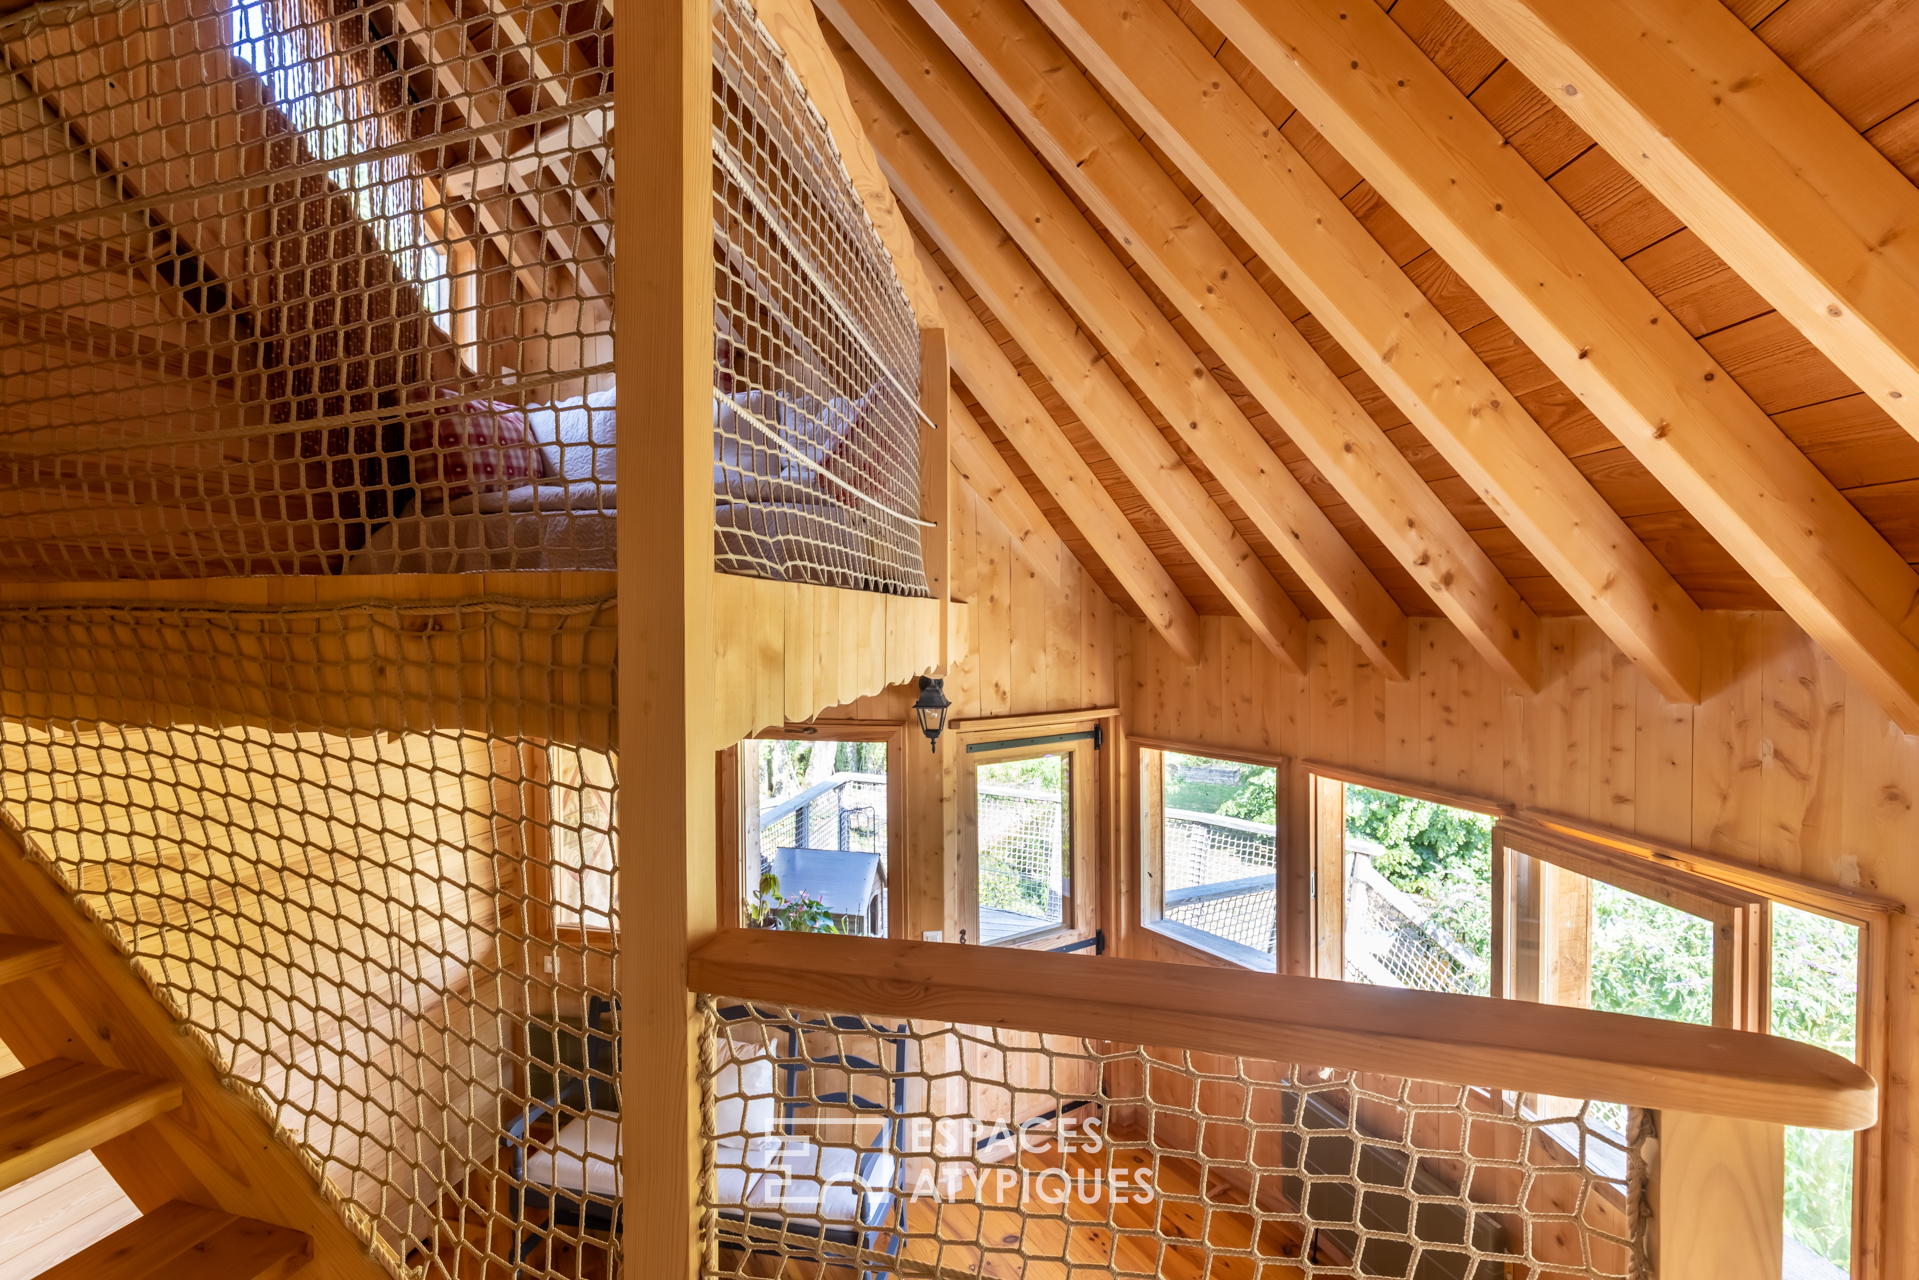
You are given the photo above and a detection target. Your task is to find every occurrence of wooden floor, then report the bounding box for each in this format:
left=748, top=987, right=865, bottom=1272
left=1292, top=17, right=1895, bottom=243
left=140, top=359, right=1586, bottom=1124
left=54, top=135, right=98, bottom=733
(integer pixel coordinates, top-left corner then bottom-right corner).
left=711, top=1122, right=1308, bottom=1280
left=404, top=1157, right=614, bottom=1280
left=0, top=1039, right=142, bottom=1280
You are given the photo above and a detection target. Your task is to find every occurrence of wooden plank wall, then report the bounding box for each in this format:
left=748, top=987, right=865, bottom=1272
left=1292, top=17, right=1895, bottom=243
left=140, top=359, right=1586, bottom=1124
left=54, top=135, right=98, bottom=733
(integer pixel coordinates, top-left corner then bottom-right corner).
left=1117, top=608, right=1919, bottom=1272
left=815, top=465, right=1119, bottom=940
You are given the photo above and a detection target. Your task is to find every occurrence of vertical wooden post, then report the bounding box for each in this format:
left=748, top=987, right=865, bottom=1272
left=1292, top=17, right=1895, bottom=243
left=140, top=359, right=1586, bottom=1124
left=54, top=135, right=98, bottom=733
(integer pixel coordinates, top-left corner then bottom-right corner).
left=1648, top=1111, right=1784, bottom=1280
left=617, top=0, right=717, bottom=1275
left=920, top=328, right=951, bottom=664
left=1139, top=747, right=1164, bottom=926
left=1311, top=776, right=1345, bottom=979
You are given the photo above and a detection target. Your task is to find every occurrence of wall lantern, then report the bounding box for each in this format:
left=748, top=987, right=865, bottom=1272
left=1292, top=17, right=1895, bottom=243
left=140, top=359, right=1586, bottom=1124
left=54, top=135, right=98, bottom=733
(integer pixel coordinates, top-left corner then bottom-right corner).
left=912, top=676, right=951, bottom=752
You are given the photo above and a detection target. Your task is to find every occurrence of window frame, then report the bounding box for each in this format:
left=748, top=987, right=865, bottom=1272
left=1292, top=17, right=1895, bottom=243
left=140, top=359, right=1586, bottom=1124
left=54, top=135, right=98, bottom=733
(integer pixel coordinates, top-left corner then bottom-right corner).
left=1306, top=766, right=1507, bottom=983
left=1136, top=737, right=1290, bottom=972
left=956, top=717, right=1103, bottom=951
left=1491, top=820, right=1769, bottom=1029
left=720, top=721, right=907, bottom=938
left=1511, top=811, right=1896, bottom=1279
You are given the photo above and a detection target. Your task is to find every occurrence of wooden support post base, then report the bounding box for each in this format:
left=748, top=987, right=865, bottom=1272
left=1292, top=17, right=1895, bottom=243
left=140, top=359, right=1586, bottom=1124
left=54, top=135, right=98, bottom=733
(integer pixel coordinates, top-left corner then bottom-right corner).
left=1649, top=1110, right=1783, bottom=1280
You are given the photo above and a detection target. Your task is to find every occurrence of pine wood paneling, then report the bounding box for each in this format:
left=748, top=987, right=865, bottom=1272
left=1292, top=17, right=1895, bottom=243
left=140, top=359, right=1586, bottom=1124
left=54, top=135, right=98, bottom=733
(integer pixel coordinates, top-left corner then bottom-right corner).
left=1118, top=605, right=1919, bottom=1272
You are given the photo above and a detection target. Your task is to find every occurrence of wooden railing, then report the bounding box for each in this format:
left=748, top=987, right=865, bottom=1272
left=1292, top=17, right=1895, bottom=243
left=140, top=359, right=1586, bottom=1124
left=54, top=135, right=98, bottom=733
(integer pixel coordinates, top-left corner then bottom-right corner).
left=690, top=930, right=1874, bottom=1129
left=692, top=929, right=1877, bottom=1280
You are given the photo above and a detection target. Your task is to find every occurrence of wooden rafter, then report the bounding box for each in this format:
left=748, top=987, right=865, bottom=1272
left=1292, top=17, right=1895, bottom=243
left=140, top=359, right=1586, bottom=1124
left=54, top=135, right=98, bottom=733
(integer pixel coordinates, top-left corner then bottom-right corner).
left=950, top=396, right=1065, bottom=590
left=821, top=0, right=1411, bottom=681
left=1191, top=0, right=1919, bottom=733
left=1452, top=0, right=1919, bottom=452
left=1023, top=0, right=1704, bottom=705
left=835, top=42, right=1311, bottom=670
left=906, top=0, right=1548, bottom=693
left=918, top=243, right=1204, bottom=663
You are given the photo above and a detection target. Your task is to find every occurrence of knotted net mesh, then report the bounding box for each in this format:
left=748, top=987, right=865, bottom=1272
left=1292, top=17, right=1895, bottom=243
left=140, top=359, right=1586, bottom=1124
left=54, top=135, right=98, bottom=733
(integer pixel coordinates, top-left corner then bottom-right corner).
left=0, top=595, right=624, bottom=1280
left=0, top=0, right=925, bottom=593
left=698, top=998, right=1637, bottom=1280
left=711, top=0, right=927, bottom=595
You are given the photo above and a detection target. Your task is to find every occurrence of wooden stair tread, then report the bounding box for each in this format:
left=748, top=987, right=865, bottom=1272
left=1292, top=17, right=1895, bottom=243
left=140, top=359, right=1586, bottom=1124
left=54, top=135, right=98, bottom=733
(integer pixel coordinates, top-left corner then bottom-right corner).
left=0, top=1057, right=182, bottom=1192
left=40, top=1199, right=310, bottom=1280
left=0, top=935, right=61, bottom=987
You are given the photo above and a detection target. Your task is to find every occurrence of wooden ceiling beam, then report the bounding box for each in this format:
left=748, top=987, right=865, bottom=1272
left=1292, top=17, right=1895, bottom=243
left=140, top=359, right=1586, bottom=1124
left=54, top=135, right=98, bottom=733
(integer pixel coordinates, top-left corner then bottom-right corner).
left=910, top=0, right=1546, bottom=692
left=918, top=243, right=1203, bottom=662
left=949, top=395, right=1067, bottom=591
left=837, top=47, right=1310, bottom=671
left=1452, top=0, right=1919, bottom=452
left=1192, top=0, right=1919, bottom=732
left=822, top=0, right=1409, bottom=682
left=1025, top=0, right=1702, bottom=705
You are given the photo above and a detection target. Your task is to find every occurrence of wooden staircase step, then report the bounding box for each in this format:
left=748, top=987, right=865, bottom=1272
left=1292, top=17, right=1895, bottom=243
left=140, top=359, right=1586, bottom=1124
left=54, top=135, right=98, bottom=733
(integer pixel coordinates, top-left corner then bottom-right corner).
left=0, top=1057, right=182, bottom=1191
left=39, top=1199, right=311, bottom=1280
left=0, top=935, right=61, bottom=987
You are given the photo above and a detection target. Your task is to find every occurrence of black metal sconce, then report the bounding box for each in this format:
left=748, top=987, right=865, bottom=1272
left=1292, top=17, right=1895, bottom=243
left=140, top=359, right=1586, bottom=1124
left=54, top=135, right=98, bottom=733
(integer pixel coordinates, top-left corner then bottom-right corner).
left=911, top=675, right=950, bottom=752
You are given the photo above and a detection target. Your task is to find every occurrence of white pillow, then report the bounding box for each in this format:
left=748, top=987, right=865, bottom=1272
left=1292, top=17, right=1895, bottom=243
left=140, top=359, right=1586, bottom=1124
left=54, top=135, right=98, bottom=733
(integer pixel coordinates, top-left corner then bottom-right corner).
left=526, top=392, right=617, bottom=483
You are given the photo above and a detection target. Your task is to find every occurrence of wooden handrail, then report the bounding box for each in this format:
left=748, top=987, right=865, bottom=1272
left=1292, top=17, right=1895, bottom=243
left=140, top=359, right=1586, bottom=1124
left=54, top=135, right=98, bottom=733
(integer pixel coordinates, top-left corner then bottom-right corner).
left=688, top=930, right=1878, bottom=1130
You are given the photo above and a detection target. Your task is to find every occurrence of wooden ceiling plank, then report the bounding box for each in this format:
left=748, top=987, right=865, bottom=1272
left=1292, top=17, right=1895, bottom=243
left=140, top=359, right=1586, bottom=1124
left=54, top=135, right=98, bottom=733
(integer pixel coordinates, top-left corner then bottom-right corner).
left=1191, top=0, right=1919, bottom=733
left=1451, top=0, right=1919, bottom=450
left=919, top=244, right=1204, bottom=662
left=917, top=0, right=1565, bottom=694
left=821, top=0, right=1410, bottom=682
left=949, top=395, right=1067, bottom=591
left=1024, top=0, right=1701, bottom=703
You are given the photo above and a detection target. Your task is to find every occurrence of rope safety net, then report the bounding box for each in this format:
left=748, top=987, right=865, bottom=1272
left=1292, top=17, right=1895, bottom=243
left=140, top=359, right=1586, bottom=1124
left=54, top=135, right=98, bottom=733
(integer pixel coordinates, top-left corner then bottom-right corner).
left=0, top=596, right=625, bottom=1278
left=697, top=997, right=1640, bottom=1280
left=0, top=0, right=926, bottom=595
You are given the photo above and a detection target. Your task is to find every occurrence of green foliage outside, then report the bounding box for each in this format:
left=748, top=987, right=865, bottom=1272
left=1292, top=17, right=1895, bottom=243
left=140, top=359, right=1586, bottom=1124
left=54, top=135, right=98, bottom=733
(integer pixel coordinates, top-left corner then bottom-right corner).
left=977, top=755, right=1066, bottom=918
left=1195, top=769, right=1859, bottom=1272
left=1772, top=904, right=1860, bottom=1271
left=743, top=868, right=839, bottom=933
left=1343, top=785, right=1494, bottom=992
left=758, top=739, right=886, bottom=803
left=1587, top=882, right=1713, bottom=1024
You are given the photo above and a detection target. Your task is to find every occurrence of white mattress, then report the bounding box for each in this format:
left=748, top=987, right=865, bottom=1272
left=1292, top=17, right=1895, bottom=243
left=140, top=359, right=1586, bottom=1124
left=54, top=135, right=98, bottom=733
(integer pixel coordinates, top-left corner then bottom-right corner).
left=348, top=483, right=616, bottom=574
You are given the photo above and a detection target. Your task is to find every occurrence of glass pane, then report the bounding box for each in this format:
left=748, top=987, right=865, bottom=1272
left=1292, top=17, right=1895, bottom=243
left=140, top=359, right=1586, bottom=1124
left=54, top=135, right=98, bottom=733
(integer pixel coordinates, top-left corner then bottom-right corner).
left=1772, top=903, right=1860, bottom=1277
left=1342, top=785, right=1490, bottom=995
left=1588, top=881, right=1714, bottom=1024
left=549, top=746, right=618, bottom=931
left=1158, top=753, right=1277, bottom=958
left=749, top=740, right=888, bottom=936
left=977, top=753, right=1069, bottom=943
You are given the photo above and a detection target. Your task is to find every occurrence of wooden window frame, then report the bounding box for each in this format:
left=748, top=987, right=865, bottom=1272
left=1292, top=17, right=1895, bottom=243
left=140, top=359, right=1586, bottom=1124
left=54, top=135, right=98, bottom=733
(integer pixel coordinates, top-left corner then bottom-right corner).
left=1491, top=821, right=1768, bottom=1028
left=1513, top=812, right=1898, bottom=1279
left=718, top=722, right=907, bottom=937
left=956, top=715, right=1105, bottom=951
left=1135, top=736, right=1290, bottom=973
left=1304, top=764, right=1507, bottom=982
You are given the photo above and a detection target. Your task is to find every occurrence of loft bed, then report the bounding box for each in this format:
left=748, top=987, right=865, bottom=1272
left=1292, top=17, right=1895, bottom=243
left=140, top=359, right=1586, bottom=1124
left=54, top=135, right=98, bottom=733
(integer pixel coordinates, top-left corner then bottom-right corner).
left=0, top=0, right=928, bottom=597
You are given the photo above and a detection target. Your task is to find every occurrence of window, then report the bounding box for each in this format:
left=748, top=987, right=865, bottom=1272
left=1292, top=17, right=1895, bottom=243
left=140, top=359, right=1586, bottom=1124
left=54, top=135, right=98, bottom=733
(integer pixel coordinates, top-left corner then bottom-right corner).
left=958, top=720, right=1101, bottom=949
left=549, top=744, right=617, bottom=934
left=1303, top=781, right=1885, bottom=1276
left=1771, top=903, right=1861, bottom=1278
left=1311, top=775, right=1494, bottom=993
left=1139, top=748, right=1280, bottom=968
left=744, top=735, right=893, bottom=937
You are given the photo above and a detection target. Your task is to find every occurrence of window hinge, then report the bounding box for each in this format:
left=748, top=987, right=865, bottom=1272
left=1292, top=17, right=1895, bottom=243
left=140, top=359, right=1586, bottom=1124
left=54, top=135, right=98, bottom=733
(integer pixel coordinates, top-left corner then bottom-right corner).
left=1092, top=724, right=1104, bottom=750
